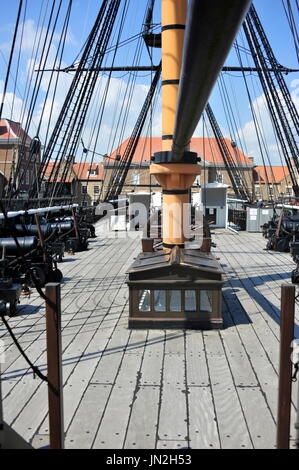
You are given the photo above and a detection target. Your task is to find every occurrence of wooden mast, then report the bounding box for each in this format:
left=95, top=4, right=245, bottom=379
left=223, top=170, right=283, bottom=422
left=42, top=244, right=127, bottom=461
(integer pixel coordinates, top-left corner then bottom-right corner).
left=150, top=0, right=200, bottom=249
left=160, top=0, right=187, bottom=153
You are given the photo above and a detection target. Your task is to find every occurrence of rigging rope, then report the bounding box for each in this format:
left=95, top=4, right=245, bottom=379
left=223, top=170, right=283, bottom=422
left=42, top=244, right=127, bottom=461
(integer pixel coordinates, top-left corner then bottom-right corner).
left=281, top=0, right=299, bottom=63
left=103, top=62, right=161, bottom=202
left=205, top=103, right=252, bottom=201
left=35, top=0, right=120, bottom=204
left=0, top=0, right=23, bottom=120
left=243, top=8, right=299, bottom=198
left=12, top=0, right=73, bottom=203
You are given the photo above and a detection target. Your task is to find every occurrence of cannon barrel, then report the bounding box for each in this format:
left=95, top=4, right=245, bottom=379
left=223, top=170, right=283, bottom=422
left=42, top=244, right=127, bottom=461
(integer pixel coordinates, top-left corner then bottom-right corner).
left=172, top=0, right=252, bottom=161
left=49, top=222, right=73, bottom=233
left=14, top=224, right=53, bottom=237
left=0, top=236, right=38, bottom=254
left=12, top=222, right=73, bottom=237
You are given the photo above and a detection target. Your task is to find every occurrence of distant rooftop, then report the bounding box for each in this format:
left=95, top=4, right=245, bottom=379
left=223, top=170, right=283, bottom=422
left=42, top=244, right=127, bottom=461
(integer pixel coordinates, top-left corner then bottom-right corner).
left=0, top=119, right=32, bottom=145
left=43, top=160, right=103, bottom=182
left=107, top=136, right=255, bottom=167
left=253, top=165, right=289, bottom=184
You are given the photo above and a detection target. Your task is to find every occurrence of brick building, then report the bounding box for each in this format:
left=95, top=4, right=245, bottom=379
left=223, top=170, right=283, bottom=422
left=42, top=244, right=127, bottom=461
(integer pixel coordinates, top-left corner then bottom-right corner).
left=0, top=119, right=40, bottom=197
left=253, top=165, right=291, bottom=201
left=43, top=160, right=103, bottom=206
left=102, top=136, right=256, bottom=199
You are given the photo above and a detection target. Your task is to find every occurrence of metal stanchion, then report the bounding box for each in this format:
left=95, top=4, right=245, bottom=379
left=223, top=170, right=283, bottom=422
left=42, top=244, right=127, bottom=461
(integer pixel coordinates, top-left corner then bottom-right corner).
left=277, top=284, right=295, bottom=449
left=45, top=283, right=64, bottom=449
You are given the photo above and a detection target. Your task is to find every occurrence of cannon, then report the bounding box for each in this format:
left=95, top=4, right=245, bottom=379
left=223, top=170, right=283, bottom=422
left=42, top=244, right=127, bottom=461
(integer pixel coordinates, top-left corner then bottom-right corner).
left=262, top=212, right=299, bottom=283
left=65, top=228, right=89, bottom=253
left=263, top=214, right=299, bottom=252
left=0, top=236, right=63, bottom=288
left=0, top=279, right=22, bottom=316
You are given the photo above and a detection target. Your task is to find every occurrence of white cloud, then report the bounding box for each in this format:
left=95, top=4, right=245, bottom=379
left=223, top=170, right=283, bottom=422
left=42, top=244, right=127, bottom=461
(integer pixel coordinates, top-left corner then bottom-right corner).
left=0, top=79, right=27, bottom=123
left=150, top=106, right=162, bottom=137
left=291, top=78, right=299, bottom=107
left=80, top=76, right=162, bottom=156
left=1, top=11, right=164, bottom=160
left=2, top=18, right=78, bottom=55
left=236, top=80, right=299, bottom=166
left=0, top=14, right=79, bottom=140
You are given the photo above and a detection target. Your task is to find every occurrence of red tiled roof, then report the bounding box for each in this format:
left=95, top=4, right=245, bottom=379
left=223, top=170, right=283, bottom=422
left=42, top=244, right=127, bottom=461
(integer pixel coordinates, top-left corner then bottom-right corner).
left=107, top=137, right=161, bottom=164
left=43, top=161, right=103, bottom=182
left=43, top=161, right=75, bottom=183
left=253, top=166, right=289, bottom=183
left=107, top=137, right=254, bottom=166
left=73, top=162, right=103, bottom=179
left=0, top=119, right=32, bottom=143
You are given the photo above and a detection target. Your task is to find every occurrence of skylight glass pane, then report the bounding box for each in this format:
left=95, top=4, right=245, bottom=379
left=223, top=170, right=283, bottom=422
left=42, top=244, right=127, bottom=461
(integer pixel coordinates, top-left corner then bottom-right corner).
left=154, top=290, right=166, bottom=311
left=200, top=290, right=213, bottom=312
left=139, top=290, right=151, bottom=311
left=185, top=290, right=196, bottom=311
left=169, top=290, right=181, bottom=311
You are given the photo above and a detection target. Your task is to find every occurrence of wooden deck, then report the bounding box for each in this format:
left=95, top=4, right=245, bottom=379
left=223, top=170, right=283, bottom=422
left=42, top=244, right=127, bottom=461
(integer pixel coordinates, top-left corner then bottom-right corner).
left=1, top=226, right=298, bottom=449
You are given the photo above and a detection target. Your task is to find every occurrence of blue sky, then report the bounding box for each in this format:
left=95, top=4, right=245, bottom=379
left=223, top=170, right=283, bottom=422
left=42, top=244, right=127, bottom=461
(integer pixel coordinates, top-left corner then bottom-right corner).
left=0, top=0, right=298, bottom=167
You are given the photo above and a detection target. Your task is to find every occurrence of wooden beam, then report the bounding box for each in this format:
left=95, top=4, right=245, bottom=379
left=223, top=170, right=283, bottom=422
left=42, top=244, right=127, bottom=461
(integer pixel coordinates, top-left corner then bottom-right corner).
left=276, top=284, right=295, bottom=449
left=45, top=283, right=64, bottom=449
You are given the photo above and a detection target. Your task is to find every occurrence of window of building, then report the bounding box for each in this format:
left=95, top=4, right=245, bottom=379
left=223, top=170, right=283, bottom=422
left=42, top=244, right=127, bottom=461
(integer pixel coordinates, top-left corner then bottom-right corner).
left=132, top=172, right=140, bottom=185
left=81, top=185, right=87, bottom=194
left=235, top=175, right=242, bottom=188
left=93, top=185, right=100, bottom=195
left=286, top=186, right=293, bottom=195
left=216, top=173, right=223, bottom=184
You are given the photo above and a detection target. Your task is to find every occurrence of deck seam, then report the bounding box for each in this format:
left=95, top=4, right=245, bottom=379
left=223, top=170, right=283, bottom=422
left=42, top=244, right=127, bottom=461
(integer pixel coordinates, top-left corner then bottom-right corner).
left=154, top=331, right=166, bottom=449
left=201, top=332, right=222, bottom=449
left=122, top=330, right=149, bottom=449
left=184, top=331, right=191, bottom=448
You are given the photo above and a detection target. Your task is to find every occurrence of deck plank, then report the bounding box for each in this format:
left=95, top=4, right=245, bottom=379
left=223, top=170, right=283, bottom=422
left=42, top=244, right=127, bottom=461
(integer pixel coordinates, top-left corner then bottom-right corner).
left=204, top=331, right=253, bottom=449
left=185, top=331, right=209, bottom=387
left=124, top=386, right=160, bottom=449
left=188, top=385, right=220, bottom=449
left=92, top=329, right=147, bottom=449
left=2, top=228, right=298, bottom=449
left=157, top=334, right=188, bottom=443
left=65, top=383, right=112, bottom=449
left=156, top=440, right=189, bottom=449
left=2, top=233, right=140, bottom=443
left=139, top=330, right=165, bottom=387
